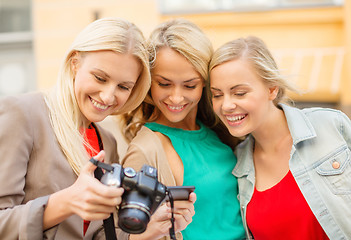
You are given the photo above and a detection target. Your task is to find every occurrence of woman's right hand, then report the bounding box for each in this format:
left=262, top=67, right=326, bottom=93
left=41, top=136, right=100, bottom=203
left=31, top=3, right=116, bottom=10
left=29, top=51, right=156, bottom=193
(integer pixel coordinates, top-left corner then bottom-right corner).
left=43, top=150, right=124, bottom=229
left=66, top=150, right=124, bottom=220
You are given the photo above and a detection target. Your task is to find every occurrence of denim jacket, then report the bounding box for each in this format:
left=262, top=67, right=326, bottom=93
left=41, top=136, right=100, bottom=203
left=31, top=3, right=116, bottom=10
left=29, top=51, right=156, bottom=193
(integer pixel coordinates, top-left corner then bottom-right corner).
left=233, top=104, right=351, bottom=240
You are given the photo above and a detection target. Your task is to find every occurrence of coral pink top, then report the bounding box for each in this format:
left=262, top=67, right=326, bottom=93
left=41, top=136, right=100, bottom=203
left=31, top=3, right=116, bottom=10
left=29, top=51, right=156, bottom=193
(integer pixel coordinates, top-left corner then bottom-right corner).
left=247, top=170, right=329, bottom=240
left=82, top=126, right=101, bottom=236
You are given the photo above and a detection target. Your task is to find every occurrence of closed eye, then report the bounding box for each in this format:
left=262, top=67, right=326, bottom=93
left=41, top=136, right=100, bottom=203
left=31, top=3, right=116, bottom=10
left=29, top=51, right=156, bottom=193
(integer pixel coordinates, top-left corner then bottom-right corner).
left=211, top=91, right=223, bottom=98
left=235, top=92, right=246, bottom=96
left=94, top=74, right=106, bottom=82
left=211, top=89, right=222, bottom=98
left=118, top=84, right=132, bottom=91
left=212, top=94, right=223, bottom=98
left=158, top=82, right=170, bottom=87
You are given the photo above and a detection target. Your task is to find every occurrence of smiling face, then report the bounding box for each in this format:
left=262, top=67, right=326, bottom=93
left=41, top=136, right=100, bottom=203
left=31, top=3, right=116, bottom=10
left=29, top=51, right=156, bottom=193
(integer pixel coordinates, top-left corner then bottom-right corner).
left=210, top=58, right=278, bottom=138
left=150, top=47, right=204, bottom=130
left=72, top=50, right=141, bottom=127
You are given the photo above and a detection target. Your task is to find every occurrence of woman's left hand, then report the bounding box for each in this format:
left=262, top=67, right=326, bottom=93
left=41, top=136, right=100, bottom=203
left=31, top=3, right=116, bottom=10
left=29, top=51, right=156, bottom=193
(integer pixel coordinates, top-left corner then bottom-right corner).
left=129, top=192, right=196, bottom=240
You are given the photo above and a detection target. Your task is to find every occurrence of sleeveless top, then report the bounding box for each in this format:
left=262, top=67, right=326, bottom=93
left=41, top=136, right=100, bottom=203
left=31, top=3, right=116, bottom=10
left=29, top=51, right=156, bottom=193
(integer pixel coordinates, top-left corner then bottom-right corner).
left=145, top=121, right=245, bottom=240
left=247, top=170, right=329, bottom=240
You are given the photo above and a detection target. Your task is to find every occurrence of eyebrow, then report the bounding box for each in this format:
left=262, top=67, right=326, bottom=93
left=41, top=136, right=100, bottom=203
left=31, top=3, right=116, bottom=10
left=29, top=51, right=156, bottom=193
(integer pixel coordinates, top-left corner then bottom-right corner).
left=93, top=68, right=110, bottom=79
left=211, top=84, right=248, bottom=91
left=93, top=68, right=136, bottom=85
left=154, top=75, right=202, bottom=83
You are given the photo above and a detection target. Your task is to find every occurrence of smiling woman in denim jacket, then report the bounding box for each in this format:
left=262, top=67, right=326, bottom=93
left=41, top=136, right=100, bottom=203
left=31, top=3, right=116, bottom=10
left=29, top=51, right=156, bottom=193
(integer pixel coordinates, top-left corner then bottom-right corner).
left=209, top=36, right=351, bottom=240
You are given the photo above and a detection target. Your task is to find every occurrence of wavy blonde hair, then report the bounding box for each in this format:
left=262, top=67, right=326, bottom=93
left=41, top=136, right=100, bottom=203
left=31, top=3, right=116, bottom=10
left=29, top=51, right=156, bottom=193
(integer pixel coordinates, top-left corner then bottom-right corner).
left=121, top=18, right=239, bottom=149
left=45, top=18, right=150, bottom=175
left=209, top=36, right=298, bottom=106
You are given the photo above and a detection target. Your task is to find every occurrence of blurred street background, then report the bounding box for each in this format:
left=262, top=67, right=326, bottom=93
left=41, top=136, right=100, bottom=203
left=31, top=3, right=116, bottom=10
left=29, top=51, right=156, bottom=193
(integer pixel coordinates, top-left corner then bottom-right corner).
left=1, top=0, right=350, bottom=115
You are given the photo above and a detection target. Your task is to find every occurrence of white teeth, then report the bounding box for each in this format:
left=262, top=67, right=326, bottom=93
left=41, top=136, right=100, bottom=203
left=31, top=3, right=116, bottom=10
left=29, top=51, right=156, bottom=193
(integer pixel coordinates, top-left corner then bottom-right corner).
left=226, top=115, right=245, bottom=121
left=168, top=105, right=184, bottom=110
left=91, top=98, right=108, bottom=110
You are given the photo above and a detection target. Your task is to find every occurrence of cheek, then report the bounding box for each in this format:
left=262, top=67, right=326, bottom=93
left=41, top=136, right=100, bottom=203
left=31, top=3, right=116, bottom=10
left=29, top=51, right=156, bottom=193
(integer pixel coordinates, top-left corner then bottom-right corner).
left=212, top=100, right=223, bottom=116
left=191, top=88, right=204, bottom=102
left=118, top=91, right=133, bottom=106
left=73, top=79, right=83, bottom=101
left=73, top=71, right=88, bottom=96
left=150, top=85, right=163, bottom=102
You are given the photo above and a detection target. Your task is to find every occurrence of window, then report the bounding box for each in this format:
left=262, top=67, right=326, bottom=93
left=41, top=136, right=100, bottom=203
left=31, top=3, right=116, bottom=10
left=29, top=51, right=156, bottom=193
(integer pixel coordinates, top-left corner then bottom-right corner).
left=158, top=0, right=344, bottom=14
left=0, top=0, right=31, bottom=33
left=0, top=0, right=34, bottom=96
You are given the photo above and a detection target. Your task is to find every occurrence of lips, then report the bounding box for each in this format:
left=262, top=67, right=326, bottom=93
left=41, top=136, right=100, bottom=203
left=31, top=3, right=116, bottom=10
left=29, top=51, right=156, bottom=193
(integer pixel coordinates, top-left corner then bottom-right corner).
left=90, top=97, right=109, bottom=110
left=165, top=103, right=186, bottom=112
left=224, top=113, right=247, bottom=125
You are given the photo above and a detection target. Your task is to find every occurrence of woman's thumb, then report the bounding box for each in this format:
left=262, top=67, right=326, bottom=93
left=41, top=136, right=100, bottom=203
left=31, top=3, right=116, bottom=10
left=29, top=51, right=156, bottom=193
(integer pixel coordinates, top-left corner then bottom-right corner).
left=81, top=150, right=106, bottom=174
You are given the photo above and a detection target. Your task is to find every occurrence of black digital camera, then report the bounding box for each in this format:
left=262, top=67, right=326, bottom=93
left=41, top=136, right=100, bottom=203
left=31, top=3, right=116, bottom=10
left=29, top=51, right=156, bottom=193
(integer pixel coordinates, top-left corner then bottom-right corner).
left=90, top=159, right=194, bottom=234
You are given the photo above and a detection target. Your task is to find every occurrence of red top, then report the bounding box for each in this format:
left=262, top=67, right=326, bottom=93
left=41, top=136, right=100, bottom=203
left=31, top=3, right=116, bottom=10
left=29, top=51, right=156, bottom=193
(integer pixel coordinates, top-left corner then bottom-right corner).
left=82, top=126, right=101, bottom=236
left=246, top=170, right=329, bottom=240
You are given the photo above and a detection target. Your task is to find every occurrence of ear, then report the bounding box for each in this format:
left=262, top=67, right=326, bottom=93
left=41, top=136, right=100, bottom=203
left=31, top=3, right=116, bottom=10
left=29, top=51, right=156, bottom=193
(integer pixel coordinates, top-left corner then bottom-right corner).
left=70, top=51, right=80, bottom=74
left=268, top=86, right=279, bottom=101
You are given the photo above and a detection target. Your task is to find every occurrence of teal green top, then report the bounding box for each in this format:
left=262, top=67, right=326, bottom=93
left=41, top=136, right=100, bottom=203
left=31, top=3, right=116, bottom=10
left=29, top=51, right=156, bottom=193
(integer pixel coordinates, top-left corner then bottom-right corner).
left=145, top=121, right=245, bottom=240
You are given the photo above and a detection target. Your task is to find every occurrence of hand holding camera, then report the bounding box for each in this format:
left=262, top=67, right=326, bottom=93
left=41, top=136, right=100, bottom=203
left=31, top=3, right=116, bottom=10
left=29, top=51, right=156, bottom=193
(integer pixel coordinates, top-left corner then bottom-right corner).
left=89, top=157, right=195, bottom=235
left=43, top=151, right=124, bottom=231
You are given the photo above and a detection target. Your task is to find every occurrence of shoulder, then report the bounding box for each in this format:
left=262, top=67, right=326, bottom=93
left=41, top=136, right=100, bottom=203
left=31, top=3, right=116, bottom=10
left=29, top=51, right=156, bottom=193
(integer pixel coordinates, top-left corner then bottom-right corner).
left=283, top=104, right=350, bottom=129
left=0, top=92, right=47, bottom=124
left=302, top=106, right=345, bottom=118
left=121, top=126, right=164, bottom=171
left=0, top=92, right=45, bottom=110
left=130, top=126, right=162, bottom=149
left=301, top=106, right=350, bottom=128
left=124, top=126, right=164, bottom=160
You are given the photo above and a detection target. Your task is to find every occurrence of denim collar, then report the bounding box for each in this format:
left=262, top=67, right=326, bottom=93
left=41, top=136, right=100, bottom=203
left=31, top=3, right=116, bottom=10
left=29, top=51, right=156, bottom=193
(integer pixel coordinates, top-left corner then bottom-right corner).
left=233, top=104, right=317, bottom=178
left=281, top=103, right=316, bottom=145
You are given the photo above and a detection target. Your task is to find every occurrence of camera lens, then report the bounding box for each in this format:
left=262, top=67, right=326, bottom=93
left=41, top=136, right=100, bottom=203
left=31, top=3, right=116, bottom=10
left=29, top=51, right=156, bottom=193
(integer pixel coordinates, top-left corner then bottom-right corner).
left=118, top=208, right=149, bottom=234
left=118, top=191, right=152, bottom=234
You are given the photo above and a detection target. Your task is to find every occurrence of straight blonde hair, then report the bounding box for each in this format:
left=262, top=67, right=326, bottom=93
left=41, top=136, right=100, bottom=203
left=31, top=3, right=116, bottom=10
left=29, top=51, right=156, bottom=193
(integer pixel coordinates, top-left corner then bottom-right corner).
left=45, top=18, right=150, bottom=175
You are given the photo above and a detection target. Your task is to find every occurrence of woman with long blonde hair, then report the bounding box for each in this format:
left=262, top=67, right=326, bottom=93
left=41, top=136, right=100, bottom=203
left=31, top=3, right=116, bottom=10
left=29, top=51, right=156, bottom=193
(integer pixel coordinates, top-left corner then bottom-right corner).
left=120, top=18, right=245, bottom=240
left=210, top=36, right=350, bottom=239
left=0, top=17, right=151, bottom=239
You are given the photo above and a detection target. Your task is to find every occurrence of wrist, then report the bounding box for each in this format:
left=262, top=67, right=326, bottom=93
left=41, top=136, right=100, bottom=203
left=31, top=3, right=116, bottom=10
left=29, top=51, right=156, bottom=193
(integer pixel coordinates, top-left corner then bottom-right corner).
left=43, top=188, right=73, bottom=230
left=129, top=229, right=164, bottom=240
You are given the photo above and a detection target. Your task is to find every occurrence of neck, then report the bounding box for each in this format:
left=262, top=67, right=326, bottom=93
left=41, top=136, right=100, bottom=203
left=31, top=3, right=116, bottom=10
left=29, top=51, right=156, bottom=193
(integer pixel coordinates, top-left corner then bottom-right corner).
left=252, top=106, right=291, bottom=154
left=155, top=109, right=199, bottom=131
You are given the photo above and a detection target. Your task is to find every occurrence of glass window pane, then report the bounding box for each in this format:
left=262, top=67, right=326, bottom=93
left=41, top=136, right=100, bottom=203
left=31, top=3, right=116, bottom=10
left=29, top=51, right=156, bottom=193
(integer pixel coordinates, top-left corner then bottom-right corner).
left=0, top=0, right=31, bottom=33
left=158, top=0, right=344, bottom=14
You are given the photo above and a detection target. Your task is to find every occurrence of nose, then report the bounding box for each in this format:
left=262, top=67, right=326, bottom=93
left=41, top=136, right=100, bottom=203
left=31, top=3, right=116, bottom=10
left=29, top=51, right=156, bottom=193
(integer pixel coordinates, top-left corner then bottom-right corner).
left=222, top=95, right=236, bottom=111
left=100, top=86, right=117, bottom=106
left=169, top=87, right=184, bottom=104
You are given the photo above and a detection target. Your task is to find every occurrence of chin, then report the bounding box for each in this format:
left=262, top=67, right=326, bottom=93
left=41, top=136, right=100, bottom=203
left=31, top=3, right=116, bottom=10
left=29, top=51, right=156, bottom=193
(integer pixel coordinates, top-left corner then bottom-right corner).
left=227, top=128, right=245, bottom=138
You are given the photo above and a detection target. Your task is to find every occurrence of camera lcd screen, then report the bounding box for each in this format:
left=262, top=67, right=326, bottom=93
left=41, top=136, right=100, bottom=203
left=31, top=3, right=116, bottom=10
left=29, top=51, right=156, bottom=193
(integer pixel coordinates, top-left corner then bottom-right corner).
left=165, top=186, right=195, bottom=201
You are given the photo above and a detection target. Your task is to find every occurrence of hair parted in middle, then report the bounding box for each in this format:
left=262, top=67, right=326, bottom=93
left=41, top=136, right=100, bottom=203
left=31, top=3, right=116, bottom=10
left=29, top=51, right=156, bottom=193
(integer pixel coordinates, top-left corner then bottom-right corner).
left=121, top=18, right=239, bottom=149
left=45, top=17, right=151, bottom=175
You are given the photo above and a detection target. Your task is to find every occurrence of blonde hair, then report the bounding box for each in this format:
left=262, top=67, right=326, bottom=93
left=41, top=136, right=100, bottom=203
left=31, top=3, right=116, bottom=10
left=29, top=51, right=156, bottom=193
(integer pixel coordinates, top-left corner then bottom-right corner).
left=121, top=18, right=239, bottom=149
left=209, top=36, right=298, bottom=106
left=45, top=17, right=150, bottom=175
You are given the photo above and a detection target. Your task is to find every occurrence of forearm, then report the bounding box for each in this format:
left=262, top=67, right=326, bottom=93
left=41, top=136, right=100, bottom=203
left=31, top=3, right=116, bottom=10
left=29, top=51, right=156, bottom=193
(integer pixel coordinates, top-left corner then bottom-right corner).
left=0, top=195, right=50, bottom=239
left=43, top=188, right=73, bottom=230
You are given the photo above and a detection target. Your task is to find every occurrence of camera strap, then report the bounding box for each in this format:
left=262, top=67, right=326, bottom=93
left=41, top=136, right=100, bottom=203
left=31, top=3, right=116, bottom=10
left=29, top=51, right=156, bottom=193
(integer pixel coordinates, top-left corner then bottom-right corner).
left=167, top=190, right=177, bottom=240
left=93, top=165, right=117, bottom=240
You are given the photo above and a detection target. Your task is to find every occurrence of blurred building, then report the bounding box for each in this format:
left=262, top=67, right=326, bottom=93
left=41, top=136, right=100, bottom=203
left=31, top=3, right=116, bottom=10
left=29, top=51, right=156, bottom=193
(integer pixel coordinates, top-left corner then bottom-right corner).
left=1, top=0, right=351, bottom=117
left=0, top=0, right=35, bottom=95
